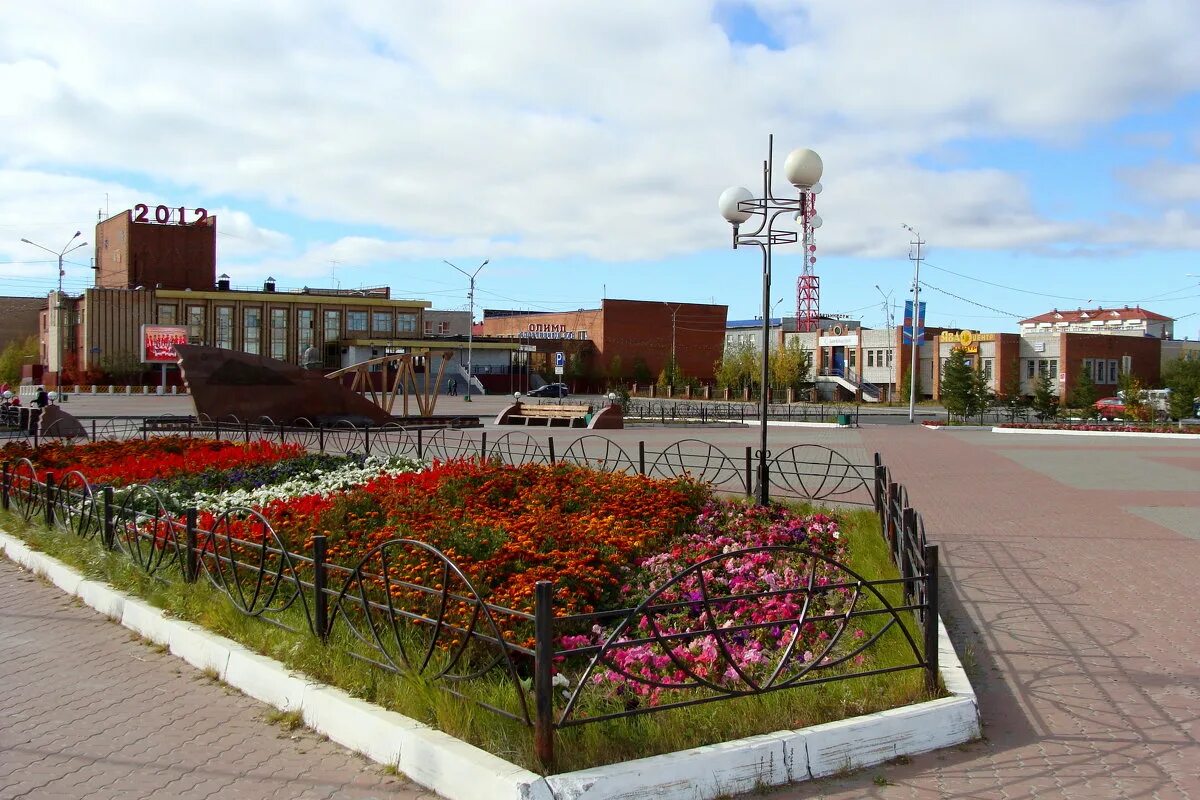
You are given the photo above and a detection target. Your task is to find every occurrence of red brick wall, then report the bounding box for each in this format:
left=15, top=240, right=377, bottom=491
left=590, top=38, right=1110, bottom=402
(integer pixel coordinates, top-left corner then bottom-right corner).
left=1062, top=333, right=1161, bottom=398
left=95, top=210, right=217, bottom=291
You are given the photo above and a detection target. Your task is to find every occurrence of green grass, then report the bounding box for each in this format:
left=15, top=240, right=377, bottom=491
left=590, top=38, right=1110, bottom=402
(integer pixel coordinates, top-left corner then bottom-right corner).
left=0, top=503, right=936, bottom=774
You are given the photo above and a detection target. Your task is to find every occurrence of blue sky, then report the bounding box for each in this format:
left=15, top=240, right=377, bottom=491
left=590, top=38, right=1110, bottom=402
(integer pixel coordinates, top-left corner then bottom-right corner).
left=2, top=1, right=1199, bottom=338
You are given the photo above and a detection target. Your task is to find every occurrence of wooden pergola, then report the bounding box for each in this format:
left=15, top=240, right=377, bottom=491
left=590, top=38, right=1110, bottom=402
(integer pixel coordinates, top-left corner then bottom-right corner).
left=324, top=350, right=455, bottom=417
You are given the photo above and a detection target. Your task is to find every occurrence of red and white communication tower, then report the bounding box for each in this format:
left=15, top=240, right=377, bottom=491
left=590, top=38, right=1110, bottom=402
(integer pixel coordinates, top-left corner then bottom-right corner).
left=795, top=185, right=823, bottom=331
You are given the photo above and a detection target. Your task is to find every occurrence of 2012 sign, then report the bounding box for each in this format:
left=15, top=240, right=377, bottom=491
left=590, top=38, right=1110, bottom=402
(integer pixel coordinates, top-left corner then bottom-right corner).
left=133, top=204, right=209, bottom=225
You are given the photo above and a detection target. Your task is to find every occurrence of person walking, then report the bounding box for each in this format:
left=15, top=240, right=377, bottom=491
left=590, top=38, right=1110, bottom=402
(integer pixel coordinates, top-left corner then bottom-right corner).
left=447, top=378, right=457, bottom=396
left=33, top=386, right=50, bottom=408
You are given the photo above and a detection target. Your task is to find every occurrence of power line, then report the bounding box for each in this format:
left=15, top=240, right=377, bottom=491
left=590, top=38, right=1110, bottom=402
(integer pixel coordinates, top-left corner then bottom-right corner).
left=918, top=280, right=1026, bottom=318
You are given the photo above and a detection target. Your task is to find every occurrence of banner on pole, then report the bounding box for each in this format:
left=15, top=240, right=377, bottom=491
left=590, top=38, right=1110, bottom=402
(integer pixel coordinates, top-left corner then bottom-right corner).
left=902, top=301, right=926, bottom=345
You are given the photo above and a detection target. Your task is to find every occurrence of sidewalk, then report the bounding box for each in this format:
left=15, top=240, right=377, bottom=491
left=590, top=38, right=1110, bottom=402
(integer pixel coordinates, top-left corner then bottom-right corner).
left=0, top=559, right=429, bottom=800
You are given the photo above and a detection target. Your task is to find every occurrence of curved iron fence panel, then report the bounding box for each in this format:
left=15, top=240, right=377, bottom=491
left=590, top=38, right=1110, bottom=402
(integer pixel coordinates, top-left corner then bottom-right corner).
left=328, top=538, right=533, bottom=725
left=53, top=470, right=102, bottom=540
left=424, top=429, right=480, bottom=462
left=372, top=423, right=416, bottom=458
left=558, top=435, right=636, bottom=474
left=555, top=545, right=924, bottom=727
left=769, top=445, right=875, bottom=506
left=112, top=484, right=183, bottom=576
left=198, top=507, right=312, bottom=631
left=327, top=421, right=363, bottom=455
left=10, top=458, right=42, bottom=522
left=486, top=431, right=547, bottom=466
left=648, top=439, right=744, bottom=491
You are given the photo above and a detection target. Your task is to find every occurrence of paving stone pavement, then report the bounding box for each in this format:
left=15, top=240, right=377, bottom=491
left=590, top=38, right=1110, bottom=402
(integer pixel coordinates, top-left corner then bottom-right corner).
left=770, top=426, right=1200, bottom=799
left=0, top=559, right=432, bottom=800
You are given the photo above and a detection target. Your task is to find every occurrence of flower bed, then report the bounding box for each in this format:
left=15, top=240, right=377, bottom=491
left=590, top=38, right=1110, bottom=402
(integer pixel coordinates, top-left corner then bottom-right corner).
left=998, top=421, right=1199, bottom=433
left=1, top=436, right=930, bottom=772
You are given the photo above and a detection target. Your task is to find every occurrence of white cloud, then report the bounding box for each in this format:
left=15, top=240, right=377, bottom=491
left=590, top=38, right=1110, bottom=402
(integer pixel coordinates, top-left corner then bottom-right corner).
left=1119, top=161, right=1200, bottom=205
left=2, top=0, right=1200, bottom=285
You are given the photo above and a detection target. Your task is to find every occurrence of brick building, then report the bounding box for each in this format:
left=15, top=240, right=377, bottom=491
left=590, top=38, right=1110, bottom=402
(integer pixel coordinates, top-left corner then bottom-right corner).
left=478, top=299, right=728, bottom=386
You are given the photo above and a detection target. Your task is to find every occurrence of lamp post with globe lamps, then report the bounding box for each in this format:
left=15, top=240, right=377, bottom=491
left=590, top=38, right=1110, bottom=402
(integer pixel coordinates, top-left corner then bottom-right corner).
left=719, top=136, right=823, bottom=505
left=21, top=231, right=88, bottom=399
left=443, top=258, right=488, bottom=402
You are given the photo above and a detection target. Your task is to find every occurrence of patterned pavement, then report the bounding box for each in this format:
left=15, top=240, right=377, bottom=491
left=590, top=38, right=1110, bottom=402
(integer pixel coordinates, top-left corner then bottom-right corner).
left=2, top=422, right=1197, bottom=799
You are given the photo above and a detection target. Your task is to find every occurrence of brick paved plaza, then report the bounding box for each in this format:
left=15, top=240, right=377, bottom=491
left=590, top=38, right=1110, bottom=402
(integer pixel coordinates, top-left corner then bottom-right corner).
left=2, top=399, right=1198, bottom=798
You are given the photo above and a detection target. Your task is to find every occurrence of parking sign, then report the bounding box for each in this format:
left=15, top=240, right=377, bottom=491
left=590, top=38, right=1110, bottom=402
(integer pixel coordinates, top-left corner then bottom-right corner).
left=555, top=351, right=565, bottom=368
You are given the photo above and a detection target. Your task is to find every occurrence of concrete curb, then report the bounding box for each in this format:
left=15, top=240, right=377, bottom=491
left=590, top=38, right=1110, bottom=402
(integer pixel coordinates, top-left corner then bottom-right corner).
left=0, top=527, right=980, bottom=800
left=990, top=426, right=1200, bottom=440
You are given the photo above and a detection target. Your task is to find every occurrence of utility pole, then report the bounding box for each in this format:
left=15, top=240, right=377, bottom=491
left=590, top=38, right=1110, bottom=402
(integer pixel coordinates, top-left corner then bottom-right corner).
left=662, top=302, right=681, bottom=384
left=875, top=285, right=895, bottom=402
left=901, top=225, right=924, bottom=423
left=21, top=231, right=87, bottom=399
left=444, top=259, right=489, bottom=402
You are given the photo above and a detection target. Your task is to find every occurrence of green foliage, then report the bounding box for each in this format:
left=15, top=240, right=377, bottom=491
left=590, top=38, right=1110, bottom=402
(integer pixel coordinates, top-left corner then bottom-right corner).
left=769, top=338, right=812, bottom=394
left=606, top=354, right=623, bottom=386
left=0, top=333, right=38, bottom=386
left=1068, top=363, right=1099, bottom=412
left=1031, top=370, right=1058, bottom=420
left=655, top=355, right=686, bottom=390
left=939, top=347, right=974, bottom=419
left=630, top=355, right=652, bottom=385
left=99, top=350, right=144, bottom=382
left=1162, top=356, right=1200, bottom=420
left=970, top=361, right=994, bottom=419
left=1116, top=371, right=1150, bottom=421
left=715, top=340, right=758, bottom=392
left=899, top=366, right=922, bottom=403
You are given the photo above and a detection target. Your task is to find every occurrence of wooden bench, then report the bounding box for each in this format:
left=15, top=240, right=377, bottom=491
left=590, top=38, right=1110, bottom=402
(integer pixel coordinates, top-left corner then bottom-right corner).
left=504, top=403, right=592, bottom=428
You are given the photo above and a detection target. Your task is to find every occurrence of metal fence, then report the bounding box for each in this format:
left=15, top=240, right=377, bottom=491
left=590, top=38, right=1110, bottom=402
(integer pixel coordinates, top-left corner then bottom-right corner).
left=625, top=400, right=860, bottom=426
left=1, top=431, right=938, bottom=770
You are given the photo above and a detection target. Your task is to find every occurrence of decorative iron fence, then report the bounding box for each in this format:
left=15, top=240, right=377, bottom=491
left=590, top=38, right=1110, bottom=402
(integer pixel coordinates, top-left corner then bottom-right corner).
left=625, top=400, right=860, bottom=426
left=1, top=435, right=938, bottom=770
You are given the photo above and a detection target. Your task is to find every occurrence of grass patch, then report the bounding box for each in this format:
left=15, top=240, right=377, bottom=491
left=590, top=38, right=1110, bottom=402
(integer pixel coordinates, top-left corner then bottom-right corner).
left=0, top=503, right=935, bottom=774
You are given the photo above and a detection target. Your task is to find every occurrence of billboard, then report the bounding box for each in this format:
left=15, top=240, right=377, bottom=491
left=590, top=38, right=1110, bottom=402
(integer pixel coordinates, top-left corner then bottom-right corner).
left=141, top=324, right=189, bottom=363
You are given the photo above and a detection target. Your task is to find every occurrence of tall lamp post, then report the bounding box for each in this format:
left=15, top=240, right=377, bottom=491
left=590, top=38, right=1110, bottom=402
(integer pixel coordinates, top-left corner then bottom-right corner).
left=874, top=285, right=895, bottom=402
left=720, top=136, right=823, bottom=505
left=21, top=231, right=88, bottom=399
left=901, top=225, right=924, bottom=423
left=443, top=258, right=489, bottom=402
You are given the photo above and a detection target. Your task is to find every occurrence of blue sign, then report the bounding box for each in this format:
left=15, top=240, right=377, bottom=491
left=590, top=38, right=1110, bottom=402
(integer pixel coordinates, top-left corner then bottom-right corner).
left=902, top=301, right=926, bottom=345
left=554, top=351, right=565, bottom=368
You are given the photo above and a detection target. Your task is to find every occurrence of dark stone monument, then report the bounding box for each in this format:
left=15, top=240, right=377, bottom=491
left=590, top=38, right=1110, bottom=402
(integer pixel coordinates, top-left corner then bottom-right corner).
left=175, top=345, right=392, bottom=425
left=37, top=405, right=88, bottom=439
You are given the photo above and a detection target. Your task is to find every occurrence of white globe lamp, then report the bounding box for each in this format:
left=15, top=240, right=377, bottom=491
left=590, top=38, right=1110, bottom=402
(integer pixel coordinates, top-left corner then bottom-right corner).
left=783, top=148, right=823, bottom=188
left=718, top=186, right=754, bottom=225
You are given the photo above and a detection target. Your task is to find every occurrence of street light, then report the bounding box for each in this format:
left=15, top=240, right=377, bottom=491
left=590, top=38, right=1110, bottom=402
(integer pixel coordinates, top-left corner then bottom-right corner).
left=720, top=136, right=823, bottom=505
left=21, top=231, right=88, bottom=399
left=443, top=258, right=489, bottom=402
left=901, top=224, right=925, bottom=423
left=662, top=302, right=681, bottom=385
left=875, top=285, right=895, bottom=402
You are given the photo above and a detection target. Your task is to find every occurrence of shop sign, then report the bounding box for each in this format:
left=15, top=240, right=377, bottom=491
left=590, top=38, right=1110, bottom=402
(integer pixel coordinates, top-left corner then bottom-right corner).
left=818, top=335, right=858, bottom=347
left=141, top=324, right=188, bottom=363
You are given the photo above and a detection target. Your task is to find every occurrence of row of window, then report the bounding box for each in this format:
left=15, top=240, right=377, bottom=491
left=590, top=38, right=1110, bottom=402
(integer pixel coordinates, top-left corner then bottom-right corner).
left=159, top=304, right=419, bottom=360
left=1025, top=358, right=1059, bottom=380
left=939, top=357, right=994, bottom=381
left=1081, top=358, right=1127, bottom=385
left=865, top=349, right=893, bottom=368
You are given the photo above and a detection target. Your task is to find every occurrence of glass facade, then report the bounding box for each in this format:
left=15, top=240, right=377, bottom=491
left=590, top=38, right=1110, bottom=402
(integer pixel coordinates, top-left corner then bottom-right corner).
left=157, top=304, right=176, bottom=325
left=324, top=310, right=341, bottom=342
left=297, top=309, right=314, bottom=355
left=347, top=311, right=368, bottom=333
left=186, top=306, right=205, bottom=342
left=215, top=307, right=234, bottom=349
left=271, top=308, right=288, bottom=360
left=244, top=308, right=261, bottom=355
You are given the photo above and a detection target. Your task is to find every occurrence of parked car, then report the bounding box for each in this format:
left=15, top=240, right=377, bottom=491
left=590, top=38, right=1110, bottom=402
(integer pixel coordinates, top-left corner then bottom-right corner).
left=526, top=383, right=569, bottom=398
left=1094, top=397, right=1125, bottom=420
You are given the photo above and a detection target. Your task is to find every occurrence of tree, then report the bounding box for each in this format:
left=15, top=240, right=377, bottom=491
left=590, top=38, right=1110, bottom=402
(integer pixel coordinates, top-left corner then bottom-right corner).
left=655, top=355, right=684, bottom=391
left=99, top=350, right=144, bottom=383
left=1068, top=363, right=1099, bottom=416
left=769, top=338, right=811, bottom=395
left=940, top=347, right=975, bottom=419
left=1162, top=356, right=1200, bottom=420
left=899, top=366, right=922, bottom=404
left=1116, top=371, right=1150, bottom=422
left=630, top=356, right=652, bottom=386
left=0, top=334, right=38, bottom=386
left=714, top=340, right=758, bottom=393
left=994, top=359, right=1027, bottom=421
left=1031, top=369, right=1058, bottom=421
left=970, top=361, right=994, bottom=420
left=606, top=354, right=623, bottom=388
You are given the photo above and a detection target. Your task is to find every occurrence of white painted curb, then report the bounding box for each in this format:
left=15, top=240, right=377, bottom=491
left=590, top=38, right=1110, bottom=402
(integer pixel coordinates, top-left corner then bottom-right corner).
left=990, top=426, right=1200, bottom=440
left=0, top=527, right=979, bottom=800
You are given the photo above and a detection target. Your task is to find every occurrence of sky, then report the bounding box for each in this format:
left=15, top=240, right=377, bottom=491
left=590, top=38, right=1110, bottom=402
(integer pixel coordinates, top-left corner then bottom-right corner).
left=2, top=1, right=1199, bottom=337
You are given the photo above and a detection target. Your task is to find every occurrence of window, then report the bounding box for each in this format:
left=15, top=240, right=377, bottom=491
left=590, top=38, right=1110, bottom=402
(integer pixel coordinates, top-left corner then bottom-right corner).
left=1026, top=359, right=1036, bottom=379
left=867, top=350, right=875, bottom=367
left=243, top=308, right=261, bottom=355
left=186, top=306, right=204, bottom=342
left=215, top=307, right=234, bottom=349
left=347, top=311, right=368, bottom=333
left=439, top=321, right=450, bottom=335
left=426, top=321, right=434, bottom=335
left=1109, top=360, right=1118, bottom=384
left=886, top=349, right=893, bottom=367
left=324, top=310, right=341, bottom=342
left=397, top=313, right=417, bottom=334
left=270, top=308, right=288, bottom=360
left=297, top=309, right=314, bottom=356
left=848, top=349, right=856, bottom=368
left=982, top=359, right=993, bottom=382
left=372, top=311, right=393, bottom=335
left=157, top=304, right=177, bottom=325
left=577, top=329, right=588, bottom=340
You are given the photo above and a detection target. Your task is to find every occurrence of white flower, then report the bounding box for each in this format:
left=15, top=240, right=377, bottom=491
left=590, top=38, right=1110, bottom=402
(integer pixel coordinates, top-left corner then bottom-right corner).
left=552, top=673, right=570, bottom=688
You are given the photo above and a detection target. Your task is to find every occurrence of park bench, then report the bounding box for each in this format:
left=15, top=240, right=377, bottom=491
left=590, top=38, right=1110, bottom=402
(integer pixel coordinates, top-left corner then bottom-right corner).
left=503, top=402, right=592, bottom=428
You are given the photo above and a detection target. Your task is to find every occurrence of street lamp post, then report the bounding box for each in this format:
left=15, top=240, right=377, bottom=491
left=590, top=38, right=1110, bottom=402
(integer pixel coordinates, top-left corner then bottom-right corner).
left=443, top=259, right=489, bottom=402
left=901, top=225, right=924, bottom=423
left=874, top=285, right=895, bottom=402
left=662, top=302, right=681, bottom=386
left=21, top=231, right=87, bottom=400
left=720, top=136, right=823, bottom=505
